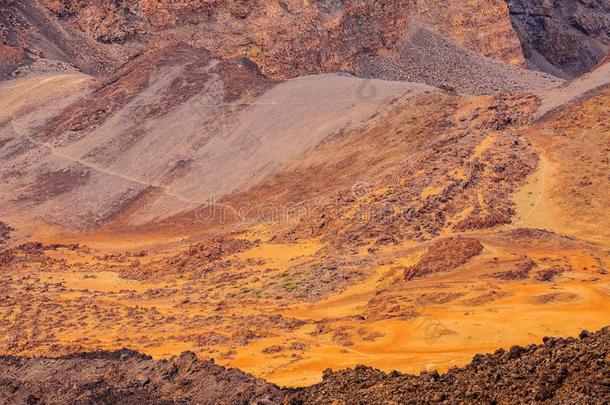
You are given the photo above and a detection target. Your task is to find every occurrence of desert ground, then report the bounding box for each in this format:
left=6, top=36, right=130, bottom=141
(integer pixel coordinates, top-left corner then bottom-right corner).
left=1, top=70, right=608, bottom=387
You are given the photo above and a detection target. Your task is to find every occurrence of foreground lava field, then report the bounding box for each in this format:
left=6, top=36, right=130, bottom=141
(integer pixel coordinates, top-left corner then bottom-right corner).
left=0, top=0, right=609, bottom=403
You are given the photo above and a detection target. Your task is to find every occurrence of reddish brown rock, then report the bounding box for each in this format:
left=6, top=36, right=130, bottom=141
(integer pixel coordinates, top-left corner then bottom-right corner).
left=293, top=327, right=610, bottom=404
left=35, top=0, right=527, bottom=79
left=404, top=237, right=484, bottom=280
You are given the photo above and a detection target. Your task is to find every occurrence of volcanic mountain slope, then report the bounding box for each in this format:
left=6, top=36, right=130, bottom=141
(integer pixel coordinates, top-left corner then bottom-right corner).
left=1, top=0, right=527, bottom=81
left=0, top=0, right=609, bottom=398
left=0, top=10, right=567, bottom=234
left=1, top=327, right=608, bottom=404
left=0, top=47, right=433, bottom=232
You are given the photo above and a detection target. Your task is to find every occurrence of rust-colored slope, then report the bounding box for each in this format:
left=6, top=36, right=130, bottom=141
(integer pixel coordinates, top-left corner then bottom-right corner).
left=33, top=0, right=525, bottom=79
left=0, top=84, right=609, bottom=389
left=515, top=85, right=610, bottom=243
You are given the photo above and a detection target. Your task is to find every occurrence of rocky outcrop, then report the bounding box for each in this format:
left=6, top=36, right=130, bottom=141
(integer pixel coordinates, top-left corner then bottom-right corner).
left=506, top=0, right=610, bottom=78
left=4, top=1, right=608, bottom=81
left=31, top=0, right=526, bottom=79
left=412, top=0, right=526, bottom=66
left=293, top=327, right=610, bottom=404
left=404, top=237, right=484, bottom=280
left=0, top=221, right=13, bottom=246
left=0, top=350, right=285, bottom=404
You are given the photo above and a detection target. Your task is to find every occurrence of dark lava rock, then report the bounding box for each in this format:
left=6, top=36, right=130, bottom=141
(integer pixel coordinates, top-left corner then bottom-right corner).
left=0, top=221, right=14, bottom=246
left=506, top=0, right=610, bottom=78
left=291, top=326, right=610, bottom=404
left=0, top=349, right=286, bottom=404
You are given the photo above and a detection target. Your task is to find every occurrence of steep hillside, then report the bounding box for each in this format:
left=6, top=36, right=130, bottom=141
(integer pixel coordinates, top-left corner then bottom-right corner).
left=1, top=5, right=568, bottom=234
left=507, top=0, right=610, bottom=78
left=0, top=48, right=432, bottom=232
left=0, top=0, right=127, bottom=79
left=3, top=0, right=525, bottom=81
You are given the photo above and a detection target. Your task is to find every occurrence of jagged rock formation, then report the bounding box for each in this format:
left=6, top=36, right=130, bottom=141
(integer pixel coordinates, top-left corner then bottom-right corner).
left=3, top=0, right=525, bottom=80
left=0, top=350, right=286, bottom=404
left=3, top=1, right=608, bottom=81
left=507, top=0, right=610, bottom=78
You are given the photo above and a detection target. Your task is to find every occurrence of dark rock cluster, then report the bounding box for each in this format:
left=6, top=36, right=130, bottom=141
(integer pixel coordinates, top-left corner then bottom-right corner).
left=0, top=221, right=13, bottom=246
left=292, top=327, right=610, bottom=404
left=507, top=0, right=610, bottom=78
left=404, top=236, right=484, bottom=280
left=0, top=350, right=286, bottom=404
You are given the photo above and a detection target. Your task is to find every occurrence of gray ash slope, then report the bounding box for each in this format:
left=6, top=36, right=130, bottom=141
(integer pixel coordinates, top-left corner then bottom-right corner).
left=0, top=0, right=128, bottom=79
left=1, top=327, right=608, bottom=404
left=355, top=21, right=564, bottom=95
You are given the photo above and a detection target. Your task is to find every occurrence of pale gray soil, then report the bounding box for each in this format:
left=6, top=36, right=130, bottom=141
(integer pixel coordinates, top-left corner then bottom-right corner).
left=0, top=70, right=431, bottom=230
